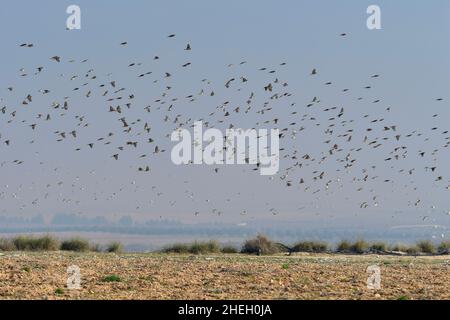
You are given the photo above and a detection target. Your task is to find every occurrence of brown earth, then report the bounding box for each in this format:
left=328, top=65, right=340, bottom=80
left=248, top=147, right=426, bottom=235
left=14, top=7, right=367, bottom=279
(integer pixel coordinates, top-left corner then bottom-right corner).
left=0, top=252, right=449, bottom=300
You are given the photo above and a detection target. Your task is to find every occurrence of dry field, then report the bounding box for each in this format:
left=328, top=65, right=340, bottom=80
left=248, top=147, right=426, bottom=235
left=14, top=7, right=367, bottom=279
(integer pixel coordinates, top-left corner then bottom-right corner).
left=0, top=251, right=449, bottom=300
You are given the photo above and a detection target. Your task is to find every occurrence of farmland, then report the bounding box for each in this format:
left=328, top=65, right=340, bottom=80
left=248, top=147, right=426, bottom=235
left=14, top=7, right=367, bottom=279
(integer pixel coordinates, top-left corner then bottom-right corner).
left=0, top=252, right=448, bottom=300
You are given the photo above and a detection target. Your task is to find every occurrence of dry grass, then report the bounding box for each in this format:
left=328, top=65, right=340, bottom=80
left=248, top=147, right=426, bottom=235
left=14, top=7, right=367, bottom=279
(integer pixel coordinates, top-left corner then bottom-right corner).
left=12, top=236, right=59, bottom=251
left=292, top=241, right=328, bottom=253
left=0, top=251, right=449, bottom=300
left=241, top=234, right=280, bottom=255
left=60, top=238, right=90, bottom=252
left=162, top=241, right=221, bottom=254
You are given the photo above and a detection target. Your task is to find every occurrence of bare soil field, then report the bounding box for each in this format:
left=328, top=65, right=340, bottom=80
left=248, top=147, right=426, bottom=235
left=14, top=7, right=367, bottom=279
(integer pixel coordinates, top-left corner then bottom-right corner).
left=0, top=252, right=449, bottom=300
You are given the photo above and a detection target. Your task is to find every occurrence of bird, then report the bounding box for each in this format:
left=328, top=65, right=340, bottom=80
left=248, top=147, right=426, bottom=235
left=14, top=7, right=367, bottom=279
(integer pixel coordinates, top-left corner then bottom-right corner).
left=1, top=29, right=448, bottom=237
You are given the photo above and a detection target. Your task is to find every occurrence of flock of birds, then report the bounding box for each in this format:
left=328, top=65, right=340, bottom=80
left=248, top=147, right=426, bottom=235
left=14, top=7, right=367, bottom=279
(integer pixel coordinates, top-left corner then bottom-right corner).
left=1, top=32, right=450, bottom=225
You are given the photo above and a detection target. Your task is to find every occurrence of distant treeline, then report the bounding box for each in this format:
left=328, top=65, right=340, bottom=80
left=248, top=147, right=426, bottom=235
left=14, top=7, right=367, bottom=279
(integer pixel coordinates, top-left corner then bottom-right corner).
left=1, top=234, right=450, bottom=256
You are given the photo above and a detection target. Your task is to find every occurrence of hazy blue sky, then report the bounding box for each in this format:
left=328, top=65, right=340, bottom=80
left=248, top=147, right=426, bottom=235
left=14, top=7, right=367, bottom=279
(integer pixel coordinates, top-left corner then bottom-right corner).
left=0, top=1, right=449, bottom=233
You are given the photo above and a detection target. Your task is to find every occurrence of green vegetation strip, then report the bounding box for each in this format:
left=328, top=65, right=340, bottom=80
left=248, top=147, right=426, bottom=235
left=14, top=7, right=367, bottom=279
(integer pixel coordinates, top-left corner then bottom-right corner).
left=1, top=234, right=449, bottom=256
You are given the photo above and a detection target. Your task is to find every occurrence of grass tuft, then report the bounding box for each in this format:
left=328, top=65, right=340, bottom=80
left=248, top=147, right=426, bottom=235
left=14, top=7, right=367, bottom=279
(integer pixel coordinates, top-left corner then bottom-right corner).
left=241, top=234, right=280, bottom=255
left=336, top=240, right=352, bottom=253
left=54, top=288, right=65, bottom=295
left=0, top=238, right=16, bottom=251
left=60, top=238, right=90, bottom=252
left=292, top=241, right=328, bottom=253
left=105, top=242, right=123, bottom=253
left=102, top=275, right=122, bottom=282
left=12, top=235, right=59, bottom=251
left=416, top=240, right=436, bottom=254
left=350, top=240, right=369, bottom=254
left=162, top=240, right=220, bottom=254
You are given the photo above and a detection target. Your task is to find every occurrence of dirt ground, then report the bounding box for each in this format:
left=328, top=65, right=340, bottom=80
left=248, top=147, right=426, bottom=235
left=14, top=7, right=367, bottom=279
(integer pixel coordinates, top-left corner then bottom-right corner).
left=0, top=251, right=449, bottom=300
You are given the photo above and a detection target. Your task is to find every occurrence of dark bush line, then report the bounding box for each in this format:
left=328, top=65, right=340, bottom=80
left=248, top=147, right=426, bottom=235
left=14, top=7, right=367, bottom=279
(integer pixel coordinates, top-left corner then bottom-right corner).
left=0, top=236, right=122, bottom=253
left=1, top=234, right=450, bottom=256
left=60, top=238, right=91, bottom=252
left=162, top=240, right=237, bottom=254
left=11, top=235, right=59, bottom=251
left=240, top=235, right=450, bottom=256
left=292, top=241, right=328, bottom=253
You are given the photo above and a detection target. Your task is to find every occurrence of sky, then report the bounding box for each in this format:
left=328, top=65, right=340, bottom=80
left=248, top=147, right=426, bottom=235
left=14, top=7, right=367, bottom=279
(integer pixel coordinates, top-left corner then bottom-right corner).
left=0, top=1, right=450, bottom=233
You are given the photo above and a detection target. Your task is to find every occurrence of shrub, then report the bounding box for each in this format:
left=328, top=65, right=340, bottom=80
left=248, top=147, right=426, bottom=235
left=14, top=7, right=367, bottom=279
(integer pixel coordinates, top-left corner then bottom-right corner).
left=370, top=242, right=388, bottom=252
left=241, top=234, right=279, bottom=255
left=221, top=245, right=238, bottom=254
left=12, top=235, right=59, bottom=251
left=13, top=236, right=32, bottom=251
left=350, top=240, right=369, bottom=254
left=105, top=242, right=123, bottom=253
left=0, top=238, right=15, bottom=251
left=163, top=241, right=220, bottom=254
left=437, top=241, right=450, bottom=254
left=60, top=238, right=90, bottom=252
left=205, top=240, right=221, bottom=253
left=416, top=240, right=436, bottom=254
left=162, top=243, right=190, bottom=254
left=292, top=241, right=328, bottom=253
left=190, top=241, right=220, bottom=254
left=39, top=235, right=60, bottom=251
left=336, top=240, right=352, bottom=253
left=406, top=246, right=419, bottom=255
